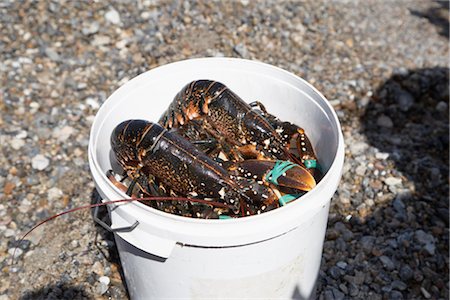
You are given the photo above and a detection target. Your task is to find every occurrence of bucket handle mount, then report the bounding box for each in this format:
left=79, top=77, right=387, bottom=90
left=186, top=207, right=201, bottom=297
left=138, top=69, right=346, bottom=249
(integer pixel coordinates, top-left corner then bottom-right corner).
left=93, top=201, right=139, bottom=233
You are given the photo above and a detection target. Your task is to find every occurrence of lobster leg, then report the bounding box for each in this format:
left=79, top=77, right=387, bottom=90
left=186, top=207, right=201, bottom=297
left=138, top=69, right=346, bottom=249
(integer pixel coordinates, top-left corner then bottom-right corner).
left=248, top=100, right=269, bottom=114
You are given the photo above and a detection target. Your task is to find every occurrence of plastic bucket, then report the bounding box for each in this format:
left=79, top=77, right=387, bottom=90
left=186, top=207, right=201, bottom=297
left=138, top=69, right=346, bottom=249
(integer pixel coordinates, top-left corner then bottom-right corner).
left=88, top=58, right=344, bottom=299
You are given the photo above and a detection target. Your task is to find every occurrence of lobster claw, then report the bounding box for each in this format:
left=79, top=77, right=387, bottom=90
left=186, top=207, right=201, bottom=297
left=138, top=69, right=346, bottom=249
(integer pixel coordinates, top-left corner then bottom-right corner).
left=228, top=159, right=316, bottom=192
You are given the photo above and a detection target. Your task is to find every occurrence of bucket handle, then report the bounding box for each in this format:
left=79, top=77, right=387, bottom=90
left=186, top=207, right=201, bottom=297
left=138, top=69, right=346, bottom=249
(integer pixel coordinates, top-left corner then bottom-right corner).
left=93, top=201, right=139, bottom=233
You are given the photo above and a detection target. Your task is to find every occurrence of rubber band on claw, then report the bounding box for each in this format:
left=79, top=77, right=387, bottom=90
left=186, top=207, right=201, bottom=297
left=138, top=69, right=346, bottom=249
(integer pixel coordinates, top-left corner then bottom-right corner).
left=278, top=194, right=302, bottom=206
left=265, top=160, right=299, bottom=185
left=304, top=159, right=317, bottom=169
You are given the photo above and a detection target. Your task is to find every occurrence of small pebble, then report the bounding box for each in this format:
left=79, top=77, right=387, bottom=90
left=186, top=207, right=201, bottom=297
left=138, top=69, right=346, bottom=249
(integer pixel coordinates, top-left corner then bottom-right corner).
left=414, top=230, right=436, bottom=255
left=27, top=226, right=44, bottom=245
left=376, top=115, right=394, bottom=128
left=384, top=177, right=402, bottom=186
left=47, top=187, right=63, bottom=202
left=95, top=282, right=109, bottom=295
left=8, top=247, right=23, bottom=258
left=389, top=290, right=404, bottom=300
left=31, top=154, right=50, bottom=171
left=391, top=280, right=407, bottom=291
left=3, top=182, right=15, bottom=195
left=420, top=287, right=431, bottom=299
left=349, top=141, right=368, bottom=155
left=45, top=47, right=60, bottom=61
left=92, top=261, right=103, bottom=275
left=375, top=152, right=389, bottom=160
left=360, top=235, right=376, bottom=253
left=392, top=197, right=405, bottom=212
left=379, top=255, right=395, bottom=271
left=53, top=126, right=75, bottom=142
left=435, top=101, right=448, bottom=112
left=396, top=90, right=414, bottom=111
left=69, top=240, right=79, bottom=250
left=336, top=261, right=347, bottom=269
left=92, top=35, right=111, bottom=46
left=4, top=229, right=15, bottom=238
left=105, top=8, right=121, bottom=25
left=355, top=165, right=366, bottom=176
left=233, top=43, right=249, bottom=58
left=85, top=97, right=100, bottom=109
left=99, top=276, right=110, bottom=286
left=399, top=265, right=414, bottom=281
left=11, top=138, right=25, bottom=150
left=82, top=22, right=100, bottom=35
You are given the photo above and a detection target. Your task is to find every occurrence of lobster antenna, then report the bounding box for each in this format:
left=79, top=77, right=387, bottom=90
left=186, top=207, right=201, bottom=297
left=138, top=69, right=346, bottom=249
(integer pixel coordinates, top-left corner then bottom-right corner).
left=11, top=196, right=230, bottom=266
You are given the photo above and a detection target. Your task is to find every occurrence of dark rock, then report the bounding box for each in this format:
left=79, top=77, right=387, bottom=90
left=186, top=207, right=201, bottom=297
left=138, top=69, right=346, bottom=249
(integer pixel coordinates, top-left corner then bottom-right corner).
left=389, top=290, right=404, bottom=300
left=360, top=235, right=376, bottom=253
left=379, top=255, right=395, bottom=271
left=399, top=265, right=414, bottom=281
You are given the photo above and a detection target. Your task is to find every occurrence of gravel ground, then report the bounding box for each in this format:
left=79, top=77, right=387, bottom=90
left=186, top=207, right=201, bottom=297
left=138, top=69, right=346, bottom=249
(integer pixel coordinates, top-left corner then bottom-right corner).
left=1, top=1, right=448, bottom=299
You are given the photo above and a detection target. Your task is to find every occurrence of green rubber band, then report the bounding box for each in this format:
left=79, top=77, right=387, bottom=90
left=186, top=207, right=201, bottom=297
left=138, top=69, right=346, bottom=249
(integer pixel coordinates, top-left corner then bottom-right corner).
left=304, top=159, right=317, bottom=169
left=219, top=215, right=232, bottom=220
left=279, top=194, right=302, bottom=206
left=265, top=160, right=299, bottom=185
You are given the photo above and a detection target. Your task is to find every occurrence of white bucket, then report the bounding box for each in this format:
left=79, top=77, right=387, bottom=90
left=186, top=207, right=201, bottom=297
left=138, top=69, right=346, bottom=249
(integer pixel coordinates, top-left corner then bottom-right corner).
left=88, top=58, right=344, bottom=299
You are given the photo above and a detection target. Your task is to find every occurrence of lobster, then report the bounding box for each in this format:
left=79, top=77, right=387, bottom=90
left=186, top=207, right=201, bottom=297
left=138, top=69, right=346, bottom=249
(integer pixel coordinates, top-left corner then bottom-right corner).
left=158, top=80, right=319, bottom=177
left=109, top=120, right=316, bottom=218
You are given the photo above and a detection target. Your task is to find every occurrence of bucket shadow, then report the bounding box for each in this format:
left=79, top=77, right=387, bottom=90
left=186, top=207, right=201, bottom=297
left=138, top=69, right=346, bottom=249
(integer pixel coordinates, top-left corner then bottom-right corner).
left=410, top=1, right=449, bottom=39
left=352, top=67, right=449, bottom=298
left=361, top=67, right=448, bottom=214
left=90, top=188, right=130, bottom=298
left=20, top=281, right=91, bottom=300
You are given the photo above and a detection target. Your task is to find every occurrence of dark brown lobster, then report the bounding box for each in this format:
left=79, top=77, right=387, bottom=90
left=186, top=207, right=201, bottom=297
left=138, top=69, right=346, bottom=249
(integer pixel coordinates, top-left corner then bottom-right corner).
left=158, top=80, right=319, bottom=176
left=110, top=120, right=316, bottom=218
